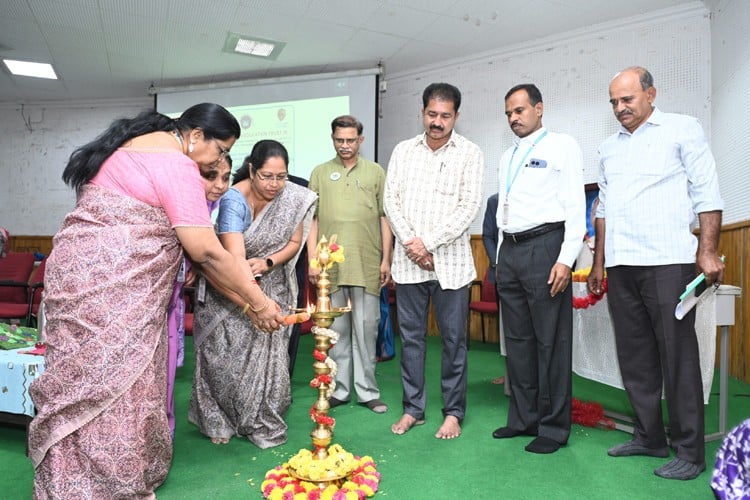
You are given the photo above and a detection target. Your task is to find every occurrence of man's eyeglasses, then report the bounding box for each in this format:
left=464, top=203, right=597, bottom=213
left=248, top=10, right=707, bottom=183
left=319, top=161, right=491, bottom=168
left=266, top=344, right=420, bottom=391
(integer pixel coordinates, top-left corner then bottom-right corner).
left=333, top=137, right=359, bottom=145
left=256, top=172, right=288, bottom=182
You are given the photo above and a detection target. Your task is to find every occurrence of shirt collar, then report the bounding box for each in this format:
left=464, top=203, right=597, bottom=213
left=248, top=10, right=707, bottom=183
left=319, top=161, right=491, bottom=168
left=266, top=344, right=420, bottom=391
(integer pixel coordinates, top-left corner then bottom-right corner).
left=331, top=155, right=360, bottom=170
left=418, top=130, right=458, bottom=150
left=618, top=106, right=662, bottom=135
left=513, top=126, right=547, bottom=147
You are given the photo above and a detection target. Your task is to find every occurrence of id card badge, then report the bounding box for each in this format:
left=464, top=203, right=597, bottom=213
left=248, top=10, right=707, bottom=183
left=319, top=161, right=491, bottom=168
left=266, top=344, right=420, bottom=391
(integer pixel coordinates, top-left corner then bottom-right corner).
left=197, top=277, right=206, bottom=304
left=502, top=198, right=509, bottom=226
left=177, top=259, right=186, bottom=283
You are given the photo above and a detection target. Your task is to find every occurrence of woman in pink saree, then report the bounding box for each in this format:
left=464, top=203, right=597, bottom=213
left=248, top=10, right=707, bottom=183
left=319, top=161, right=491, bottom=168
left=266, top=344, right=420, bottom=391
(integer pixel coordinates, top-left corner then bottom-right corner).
left=28, top=104, right=283, bottom=499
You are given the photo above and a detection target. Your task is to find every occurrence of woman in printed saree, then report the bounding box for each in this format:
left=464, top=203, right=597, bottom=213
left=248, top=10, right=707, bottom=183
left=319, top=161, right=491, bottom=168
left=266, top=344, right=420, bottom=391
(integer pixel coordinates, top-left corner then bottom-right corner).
left=165, top=155, right=233, bottom=436
left=28, top=105, right=283, bottom=499
left=190, top=139, right=317, bottom=448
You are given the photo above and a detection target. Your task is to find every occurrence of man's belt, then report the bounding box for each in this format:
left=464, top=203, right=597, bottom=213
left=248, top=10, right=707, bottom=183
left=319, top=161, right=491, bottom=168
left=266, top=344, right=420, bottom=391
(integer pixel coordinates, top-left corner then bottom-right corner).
left=502, top=221, right=565, bottom=243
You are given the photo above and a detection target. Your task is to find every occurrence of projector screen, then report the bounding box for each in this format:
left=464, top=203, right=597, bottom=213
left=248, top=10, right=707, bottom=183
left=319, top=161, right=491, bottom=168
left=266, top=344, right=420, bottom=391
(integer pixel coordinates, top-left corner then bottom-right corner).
left=156, top=70, right=379, bottom=181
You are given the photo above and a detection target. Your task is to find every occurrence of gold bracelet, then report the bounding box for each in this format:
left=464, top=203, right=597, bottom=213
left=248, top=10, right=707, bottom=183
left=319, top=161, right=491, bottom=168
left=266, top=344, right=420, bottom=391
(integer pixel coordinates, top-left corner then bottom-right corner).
left=242, top=303, right=251, bottom=315
left=250, top=298, right=269, bottom=313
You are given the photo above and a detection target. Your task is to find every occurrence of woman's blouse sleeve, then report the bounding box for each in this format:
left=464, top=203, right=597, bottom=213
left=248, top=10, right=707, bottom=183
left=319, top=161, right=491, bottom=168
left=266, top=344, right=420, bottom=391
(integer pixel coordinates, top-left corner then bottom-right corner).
left=216, top=188, right=251, bottom=234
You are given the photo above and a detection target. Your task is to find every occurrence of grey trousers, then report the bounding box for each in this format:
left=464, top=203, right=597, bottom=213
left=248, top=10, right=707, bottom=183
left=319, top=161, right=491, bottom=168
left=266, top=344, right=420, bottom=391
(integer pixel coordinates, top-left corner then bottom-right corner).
left=395, top=281, right=469, bottom=421
left=329, top=287, right=381, bottom=403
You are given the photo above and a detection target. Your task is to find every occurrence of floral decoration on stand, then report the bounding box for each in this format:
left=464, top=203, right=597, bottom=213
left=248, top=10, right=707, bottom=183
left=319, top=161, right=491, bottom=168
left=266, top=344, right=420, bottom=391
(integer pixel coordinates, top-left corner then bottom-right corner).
left=571, top=266, right=608, bottom=309
left=261, top=452, right=381, bottom=499
left=309, top=236, right=345, bottom=271
left=259, top=234, right=380, bottom=498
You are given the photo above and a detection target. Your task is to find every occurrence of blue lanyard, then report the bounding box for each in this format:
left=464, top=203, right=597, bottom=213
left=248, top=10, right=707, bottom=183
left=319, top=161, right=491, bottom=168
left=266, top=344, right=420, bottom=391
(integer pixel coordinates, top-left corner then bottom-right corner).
left=505, top=130, right=548, bottom=195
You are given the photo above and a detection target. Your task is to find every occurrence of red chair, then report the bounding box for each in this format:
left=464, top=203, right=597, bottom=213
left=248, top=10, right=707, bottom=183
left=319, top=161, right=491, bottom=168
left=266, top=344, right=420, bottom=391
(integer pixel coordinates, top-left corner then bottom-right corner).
left=468, top=269, right=498, bottom=346
left=26, top=257, right=47, bottom=326
left=0, top=252, right=36, bottom=324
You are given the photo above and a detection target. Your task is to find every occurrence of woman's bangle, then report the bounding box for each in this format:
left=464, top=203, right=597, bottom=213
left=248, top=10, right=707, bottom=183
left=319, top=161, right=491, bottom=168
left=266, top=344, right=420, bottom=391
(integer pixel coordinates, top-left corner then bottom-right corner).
left=242, top=303, right=251, bottom=315
left=249, top=298, right=269, bottom=313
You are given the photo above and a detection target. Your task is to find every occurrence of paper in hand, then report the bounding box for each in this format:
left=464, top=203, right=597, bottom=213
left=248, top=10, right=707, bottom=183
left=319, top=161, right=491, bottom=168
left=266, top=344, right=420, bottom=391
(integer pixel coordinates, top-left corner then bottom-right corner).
left=675, top=275, right=712, bottom=320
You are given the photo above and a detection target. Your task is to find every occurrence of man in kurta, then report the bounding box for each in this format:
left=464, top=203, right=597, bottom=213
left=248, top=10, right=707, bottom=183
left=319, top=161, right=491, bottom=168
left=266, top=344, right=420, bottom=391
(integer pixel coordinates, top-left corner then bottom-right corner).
left=308, top=115, right=392, bottom=413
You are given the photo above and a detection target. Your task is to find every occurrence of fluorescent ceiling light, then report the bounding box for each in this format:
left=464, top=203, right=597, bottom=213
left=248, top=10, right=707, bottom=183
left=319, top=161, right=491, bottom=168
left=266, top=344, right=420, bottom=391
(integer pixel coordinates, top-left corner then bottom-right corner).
left=223, top=32, right=285, bottom=60
left=234, top=39, right=275, bottom=57
left=3, top=59, right=58, bottom=79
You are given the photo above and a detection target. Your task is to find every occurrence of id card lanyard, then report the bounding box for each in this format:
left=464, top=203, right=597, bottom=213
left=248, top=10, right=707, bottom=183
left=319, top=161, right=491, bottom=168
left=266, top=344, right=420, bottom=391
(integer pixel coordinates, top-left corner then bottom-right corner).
left=503, top=130, right=548, bottom=225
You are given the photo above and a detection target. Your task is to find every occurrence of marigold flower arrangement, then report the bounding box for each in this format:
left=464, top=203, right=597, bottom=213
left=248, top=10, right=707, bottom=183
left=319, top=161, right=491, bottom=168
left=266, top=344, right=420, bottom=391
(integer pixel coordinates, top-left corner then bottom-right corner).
left=571, top=266, right=608, bottom=309
left=310, top=236, right=345, bottom=271
left=261, top=451, right=381, bottom=499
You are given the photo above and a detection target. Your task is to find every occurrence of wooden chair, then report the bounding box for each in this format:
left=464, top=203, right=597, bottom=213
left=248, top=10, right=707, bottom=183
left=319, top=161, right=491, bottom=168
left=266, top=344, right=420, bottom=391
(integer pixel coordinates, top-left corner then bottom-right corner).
left=468, top=269, right=498, bottom=346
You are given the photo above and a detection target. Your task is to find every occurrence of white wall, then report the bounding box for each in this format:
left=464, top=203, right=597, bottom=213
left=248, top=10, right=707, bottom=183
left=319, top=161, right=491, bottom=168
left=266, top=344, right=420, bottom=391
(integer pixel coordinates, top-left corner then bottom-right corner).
left=377, top=3, right=714, bottom=233
left=3, top=1, right=747, bottom=236
left=0, top=99, right=151, bottom=235
left=710, top=0, right=750, bottom=224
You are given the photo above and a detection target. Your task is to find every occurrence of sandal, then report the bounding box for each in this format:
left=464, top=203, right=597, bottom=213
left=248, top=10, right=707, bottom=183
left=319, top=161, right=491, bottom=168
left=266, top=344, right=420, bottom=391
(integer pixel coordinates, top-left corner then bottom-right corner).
left=363, top=399, right=388, bottom=414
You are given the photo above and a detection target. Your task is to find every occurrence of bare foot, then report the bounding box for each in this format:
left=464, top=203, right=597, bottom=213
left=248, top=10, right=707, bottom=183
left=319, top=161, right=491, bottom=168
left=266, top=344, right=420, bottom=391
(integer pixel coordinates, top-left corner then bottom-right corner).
left=391, top=413, right=425, bottom=435
left=435, top=415, right=461, bottom=439
left=210, top=437, right=230, bottom=444
left=491, top=376, right=506, bottom=385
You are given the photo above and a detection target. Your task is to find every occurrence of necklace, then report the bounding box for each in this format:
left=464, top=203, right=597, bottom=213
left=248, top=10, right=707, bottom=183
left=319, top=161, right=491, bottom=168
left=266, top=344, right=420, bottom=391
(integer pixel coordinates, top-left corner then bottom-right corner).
left=172, top=131, right=183, bottom=149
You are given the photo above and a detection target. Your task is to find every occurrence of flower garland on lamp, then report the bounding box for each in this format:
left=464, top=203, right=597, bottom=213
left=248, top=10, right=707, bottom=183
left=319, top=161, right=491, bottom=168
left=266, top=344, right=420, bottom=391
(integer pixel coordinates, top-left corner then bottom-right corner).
left=571, top=267, right=608, bottom=309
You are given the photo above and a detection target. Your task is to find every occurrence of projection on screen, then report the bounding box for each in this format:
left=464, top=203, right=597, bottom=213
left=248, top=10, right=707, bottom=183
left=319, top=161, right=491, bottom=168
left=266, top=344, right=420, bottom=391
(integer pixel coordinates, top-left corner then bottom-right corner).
left=156, top=72, right=378, bottom=181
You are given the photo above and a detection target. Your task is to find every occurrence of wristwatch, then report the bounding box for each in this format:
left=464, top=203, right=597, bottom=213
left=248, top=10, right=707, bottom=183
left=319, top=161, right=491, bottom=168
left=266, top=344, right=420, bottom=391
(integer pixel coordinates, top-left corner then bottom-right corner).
left=266, top=257, right=274, bottom=269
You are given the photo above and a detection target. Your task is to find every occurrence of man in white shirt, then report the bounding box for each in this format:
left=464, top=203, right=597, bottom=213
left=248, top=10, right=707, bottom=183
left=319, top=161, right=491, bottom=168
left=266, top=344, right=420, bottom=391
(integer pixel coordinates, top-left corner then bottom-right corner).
left=491, top=83, right=585, bottom=454
left=588, top=66, right=723, bottom=480
left=384, top=82, right=483, bottom=440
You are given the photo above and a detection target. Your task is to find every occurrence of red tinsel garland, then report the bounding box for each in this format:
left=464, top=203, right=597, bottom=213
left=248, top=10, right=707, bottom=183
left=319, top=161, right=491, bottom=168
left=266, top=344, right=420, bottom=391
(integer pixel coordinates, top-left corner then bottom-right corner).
left=572, top=398, right=616, bottom=429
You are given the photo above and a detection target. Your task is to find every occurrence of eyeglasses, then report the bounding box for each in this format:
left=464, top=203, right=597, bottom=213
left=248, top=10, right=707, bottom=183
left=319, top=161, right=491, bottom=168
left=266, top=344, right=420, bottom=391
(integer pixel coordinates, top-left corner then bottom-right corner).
left=333, top=137, right=359, bottom=145
left=256, top=172, right=288, bottom=182
left=213, top=139, right=230, bottom=159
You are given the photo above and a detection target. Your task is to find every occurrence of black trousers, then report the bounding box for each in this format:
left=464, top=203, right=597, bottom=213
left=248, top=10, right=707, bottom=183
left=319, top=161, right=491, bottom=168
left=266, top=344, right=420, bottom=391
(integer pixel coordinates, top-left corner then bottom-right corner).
left=497, top=226, right=572, bottom=444
left=607, top=264, right=705, bottom=465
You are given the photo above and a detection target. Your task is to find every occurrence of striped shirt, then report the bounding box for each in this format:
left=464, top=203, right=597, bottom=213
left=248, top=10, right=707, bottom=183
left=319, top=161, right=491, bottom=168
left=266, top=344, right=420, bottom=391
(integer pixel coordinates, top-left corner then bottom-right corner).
left=596, top=108, right=723, bottom=266
left=384, top=131, right=484, bottom=289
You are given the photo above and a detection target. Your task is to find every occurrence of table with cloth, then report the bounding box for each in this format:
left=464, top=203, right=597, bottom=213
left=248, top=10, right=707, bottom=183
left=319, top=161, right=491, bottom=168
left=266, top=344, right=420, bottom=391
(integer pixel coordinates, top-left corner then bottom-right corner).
left=571, top=282, right=716, bottom=405
left=0, top=324, right=45, bottom=420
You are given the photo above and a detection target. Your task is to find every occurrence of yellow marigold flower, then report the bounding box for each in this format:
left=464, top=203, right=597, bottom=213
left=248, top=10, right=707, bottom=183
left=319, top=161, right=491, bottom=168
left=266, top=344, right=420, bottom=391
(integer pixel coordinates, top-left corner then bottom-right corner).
left=321, top=485, right=338, bottom=500
left=359, top=484, right=375, bottom=496
left=329, top=248, right=345, bottom=263
left=268, top=490, right=284, bottom=500
left=293, top=494, right=308, bottom=500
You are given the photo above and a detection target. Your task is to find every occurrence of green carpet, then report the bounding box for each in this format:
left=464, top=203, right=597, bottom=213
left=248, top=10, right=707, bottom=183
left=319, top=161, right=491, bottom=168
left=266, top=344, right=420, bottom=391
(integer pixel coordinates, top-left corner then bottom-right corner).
left=2, top=333, right=747, bottom=499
